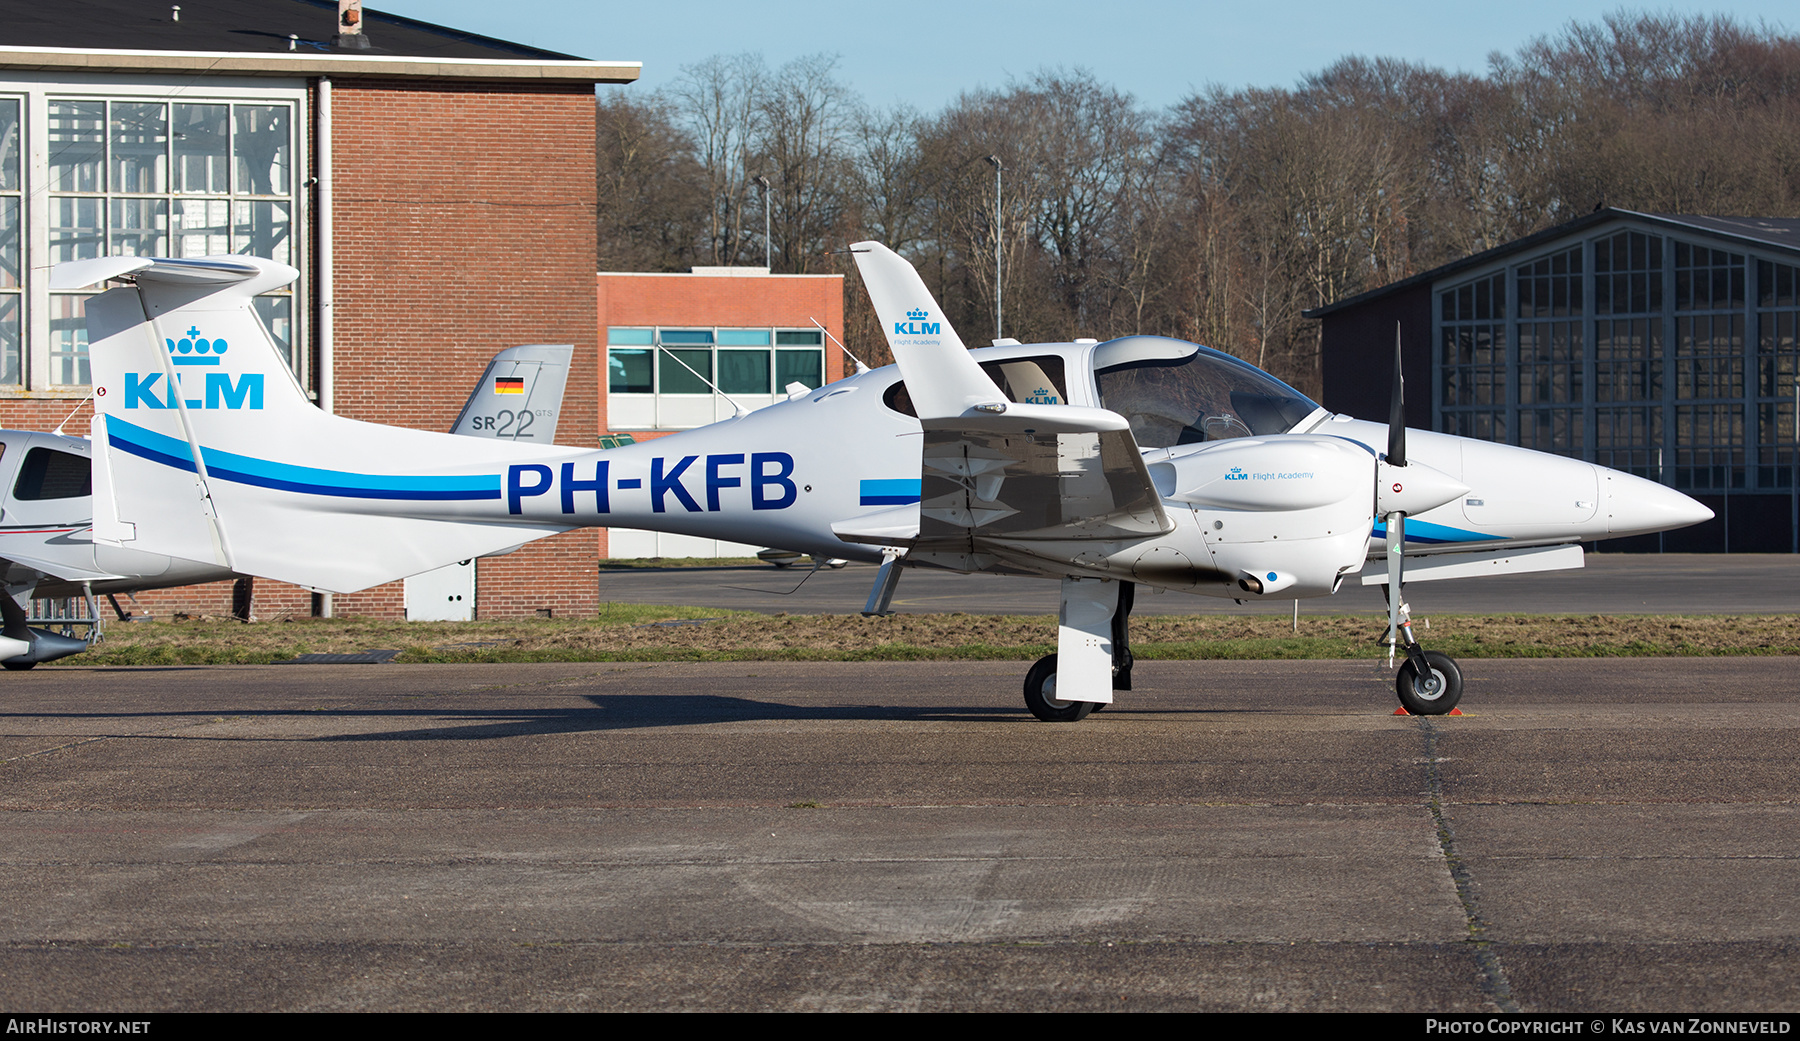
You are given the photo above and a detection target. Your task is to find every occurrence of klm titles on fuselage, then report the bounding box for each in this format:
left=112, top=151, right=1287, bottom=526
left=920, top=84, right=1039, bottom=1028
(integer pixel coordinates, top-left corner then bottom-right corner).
left=505, top=452, right=799, bottom=517
left=894, top=307, right=941, bottom=336
left=123, top=327, right=264, bottom=411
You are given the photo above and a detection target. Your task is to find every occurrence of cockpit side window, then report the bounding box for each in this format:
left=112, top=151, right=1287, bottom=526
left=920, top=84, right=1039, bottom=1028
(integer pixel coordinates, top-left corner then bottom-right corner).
left=13, top=448, right=91, bottom=501
left=980, top=356, right=1067, bottom=406
left=883, top=379, right=917, bottom=417
left=1096, top=349, right=1318, bottom=449
left=882, top=354, right=1070, bottom=419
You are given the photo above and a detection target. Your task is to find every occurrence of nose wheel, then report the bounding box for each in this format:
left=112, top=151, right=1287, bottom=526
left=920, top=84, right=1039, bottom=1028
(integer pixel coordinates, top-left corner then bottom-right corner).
left=1386, top=590, right=1463, bottom=715
left=1396, top=648, right=1462, bottom=715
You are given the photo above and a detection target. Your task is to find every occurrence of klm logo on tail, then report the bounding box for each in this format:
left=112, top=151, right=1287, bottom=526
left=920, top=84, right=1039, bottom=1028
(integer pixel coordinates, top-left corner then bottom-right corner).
left=125, top=325, right=263, bottom=411
left=894, top=307, right=940, bottom=336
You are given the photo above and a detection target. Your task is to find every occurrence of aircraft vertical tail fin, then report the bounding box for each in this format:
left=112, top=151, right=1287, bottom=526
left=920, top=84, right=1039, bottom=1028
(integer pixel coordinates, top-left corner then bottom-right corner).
left=850, top=241, right=1008, bottom=419
left=83, top=256, right=582, bottom=593
left=451, top=344, right=574, bottom=441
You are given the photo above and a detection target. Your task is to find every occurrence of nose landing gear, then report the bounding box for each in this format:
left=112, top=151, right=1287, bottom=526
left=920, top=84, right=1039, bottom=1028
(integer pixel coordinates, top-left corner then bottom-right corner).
left=1387, top=595, right=1463, bottom=715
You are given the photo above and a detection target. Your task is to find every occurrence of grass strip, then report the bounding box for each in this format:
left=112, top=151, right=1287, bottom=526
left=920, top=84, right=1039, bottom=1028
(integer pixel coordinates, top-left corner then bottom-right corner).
left=46, top=606, right=1800, bottom=667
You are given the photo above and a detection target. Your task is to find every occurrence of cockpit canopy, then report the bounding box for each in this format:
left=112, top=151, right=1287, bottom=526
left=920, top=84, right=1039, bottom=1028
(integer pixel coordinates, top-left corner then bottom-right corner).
left=1093, top=336, right=1319, bottom=449
left=879, top=334, right=1321, bottom=448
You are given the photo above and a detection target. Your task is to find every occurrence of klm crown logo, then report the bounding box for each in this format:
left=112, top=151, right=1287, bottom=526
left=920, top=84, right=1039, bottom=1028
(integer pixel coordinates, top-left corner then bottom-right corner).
left=126, top=324, right=263, bottom=411
left=167, top=326, right=229, bottom=367
left=893, top=306, right=941, bottom=337
left=1223, top=467, right=1248, bottom=481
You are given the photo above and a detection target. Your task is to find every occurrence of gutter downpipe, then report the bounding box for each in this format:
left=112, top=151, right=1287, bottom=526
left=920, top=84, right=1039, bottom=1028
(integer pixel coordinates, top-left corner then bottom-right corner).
left=317, top=74, right=335, bottom=618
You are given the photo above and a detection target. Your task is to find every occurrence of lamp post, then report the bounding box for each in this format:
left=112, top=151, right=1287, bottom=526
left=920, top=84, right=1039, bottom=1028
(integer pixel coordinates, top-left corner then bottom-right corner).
left=754, top=174, right=772, bottom=271
left=985, top=155, right=1003, bottom=341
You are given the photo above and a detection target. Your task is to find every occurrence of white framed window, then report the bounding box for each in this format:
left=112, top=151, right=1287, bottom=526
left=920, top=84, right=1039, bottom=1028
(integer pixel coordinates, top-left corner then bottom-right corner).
left=607, top=326, right=825, bottom=429
left=2, top=73, right=307, bottom=393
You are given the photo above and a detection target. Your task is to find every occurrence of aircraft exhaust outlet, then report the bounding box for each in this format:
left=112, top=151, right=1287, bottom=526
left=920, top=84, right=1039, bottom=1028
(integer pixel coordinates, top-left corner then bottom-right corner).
left=1237, top=570, right=1295, bottom=596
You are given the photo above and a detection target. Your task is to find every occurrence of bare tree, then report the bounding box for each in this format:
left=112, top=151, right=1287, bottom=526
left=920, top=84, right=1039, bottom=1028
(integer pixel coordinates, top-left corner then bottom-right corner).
left=668, top=53, right=767, bottom=266
left=757, top=55, right=856, bottom=273
left=595, top=91, right=707, bottom=272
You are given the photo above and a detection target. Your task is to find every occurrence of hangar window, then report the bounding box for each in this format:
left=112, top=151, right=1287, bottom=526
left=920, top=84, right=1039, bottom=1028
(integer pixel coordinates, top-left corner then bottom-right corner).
left=1757, top=259, right=1800, bottom=489
left=1439, top=272, right=1507, bottom=443
left=0, top=82, right=305, bottom=394
left=1673, top=242, right=1746, bottom=490
left=607, top=326, right=828, bottom=429
left=1517, top=247, right=1584, bottom=456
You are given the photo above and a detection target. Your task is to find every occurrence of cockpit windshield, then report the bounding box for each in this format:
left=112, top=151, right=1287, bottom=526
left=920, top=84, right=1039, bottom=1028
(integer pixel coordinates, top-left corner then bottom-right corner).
left=1093, top=336, right=1319, bottom=449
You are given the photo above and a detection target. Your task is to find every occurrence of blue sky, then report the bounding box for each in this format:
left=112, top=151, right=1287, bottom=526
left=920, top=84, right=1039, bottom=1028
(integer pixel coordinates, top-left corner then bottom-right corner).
left=375, top=1, right=1799, bottom=112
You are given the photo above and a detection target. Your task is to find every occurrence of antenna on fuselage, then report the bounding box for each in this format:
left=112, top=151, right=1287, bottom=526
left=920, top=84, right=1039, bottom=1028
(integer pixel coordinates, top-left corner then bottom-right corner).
left=52, top=388, right=96, bottom=437
left=810, top=317, right=869, bottom=375
left=661, top=350, right=750, bottom=419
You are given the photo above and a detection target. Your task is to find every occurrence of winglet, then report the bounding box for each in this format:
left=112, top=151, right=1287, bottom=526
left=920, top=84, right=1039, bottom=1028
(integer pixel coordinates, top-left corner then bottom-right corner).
left=850, top=241, right=1006, bottom=419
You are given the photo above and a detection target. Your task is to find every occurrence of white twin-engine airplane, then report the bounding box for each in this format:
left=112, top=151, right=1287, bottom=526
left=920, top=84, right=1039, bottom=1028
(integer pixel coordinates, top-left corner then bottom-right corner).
left=74, top=245, right=1709, bottom=720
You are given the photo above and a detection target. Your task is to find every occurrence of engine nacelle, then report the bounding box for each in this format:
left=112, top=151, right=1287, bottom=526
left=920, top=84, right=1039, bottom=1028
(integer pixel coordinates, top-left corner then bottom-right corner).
left=1149, top=435, right=1372, bottom=512
left=1144, top=436, right=1378, bottom=599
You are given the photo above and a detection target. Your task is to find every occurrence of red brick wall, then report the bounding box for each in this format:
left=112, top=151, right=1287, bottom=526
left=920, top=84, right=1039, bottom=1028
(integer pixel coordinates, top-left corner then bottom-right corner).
left=319, top=78, right=603, bottom=620
left=0, top=400, right=98, bottom=432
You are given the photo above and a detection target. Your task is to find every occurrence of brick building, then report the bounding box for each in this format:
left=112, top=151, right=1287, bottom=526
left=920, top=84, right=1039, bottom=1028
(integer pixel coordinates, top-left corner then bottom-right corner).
left=0, top=0, right=638, bottom=618
left=597, top=267, right=846, bottom=557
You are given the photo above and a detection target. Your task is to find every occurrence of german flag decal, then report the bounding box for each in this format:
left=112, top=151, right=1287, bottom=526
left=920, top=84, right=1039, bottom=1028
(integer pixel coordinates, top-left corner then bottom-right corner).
left=493, top=377, right=525, bottom=395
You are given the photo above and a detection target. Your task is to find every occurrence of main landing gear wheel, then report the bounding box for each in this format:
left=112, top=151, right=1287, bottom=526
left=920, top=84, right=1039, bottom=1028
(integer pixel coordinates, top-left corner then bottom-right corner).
left=1396, top=650, right=1463, bottom=715
left=2, top=660, right=34, bottom=671
left=1087, top=649, right=1132, bottom=713
left=1023, top=653, right=1094, bottom=723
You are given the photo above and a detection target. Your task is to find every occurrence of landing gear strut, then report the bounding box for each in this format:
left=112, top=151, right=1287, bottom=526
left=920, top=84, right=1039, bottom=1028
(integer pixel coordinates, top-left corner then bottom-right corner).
left=1387, top=594, right=1463, bottom=715
left=1023, top=577, right=1134, bottom=722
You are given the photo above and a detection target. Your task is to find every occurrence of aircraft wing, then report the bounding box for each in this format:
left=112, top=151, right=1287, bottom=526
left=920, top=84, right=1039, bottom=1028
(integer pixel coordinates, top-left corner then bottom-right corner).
left=843, top=242, right=1169, bottom=570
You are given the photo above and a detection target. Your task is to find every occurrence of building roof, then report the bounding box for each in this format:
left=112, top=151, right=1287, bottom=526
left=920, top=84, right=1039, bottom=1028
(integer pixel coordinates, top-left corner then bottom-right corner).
left=1306, top=208, right=1800, bottom=319
left=0, top=0, right=639, bottom=83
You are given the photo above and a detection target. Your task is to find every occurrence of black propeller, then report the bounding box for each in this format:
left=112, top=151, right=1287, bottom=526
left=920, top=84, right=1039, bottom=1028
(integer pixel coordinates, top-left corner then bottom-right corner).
left=1385, top=322, right=1408, bottom=664
left=1387, top=322, right=1406, bottom=469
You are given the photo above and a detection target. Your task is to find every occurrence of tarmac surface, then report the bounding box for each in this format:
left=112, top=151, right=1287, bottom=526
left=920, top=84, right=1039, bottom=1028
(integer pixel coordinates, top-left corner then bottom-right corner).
left=2, top=656, right=1798, bottom=1011
left=598, top=553, right=1800, bottom=617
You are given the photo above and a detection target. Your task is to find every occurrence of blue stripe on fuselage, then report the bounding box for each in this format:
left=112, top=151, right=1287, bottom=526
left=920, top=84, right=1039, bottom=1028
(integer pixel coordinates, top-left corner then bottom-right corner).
left=1370, top=517, right=1495, bottom=544
left=860, top=477, right=921, bottom=506
left=105, top=416, right=503, bottom=501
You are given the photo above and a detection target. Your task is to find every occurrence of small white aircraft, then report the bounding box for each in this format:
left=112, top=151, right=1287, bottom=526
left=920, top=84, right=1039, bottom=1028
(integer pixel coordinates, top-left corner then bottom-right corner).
left=73, top=247, right=1710, bottom=719
left=0, top=300, right=574, bottom=669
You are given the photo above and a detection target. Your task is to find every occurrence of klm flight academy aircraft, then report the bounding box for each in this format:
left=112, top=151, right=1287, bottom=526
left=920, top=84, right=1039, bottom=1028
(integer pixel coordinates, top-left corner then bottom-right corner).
left=72, top=246, right=1710, bottom=720
left=0, top=311, right=573, bottom=668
